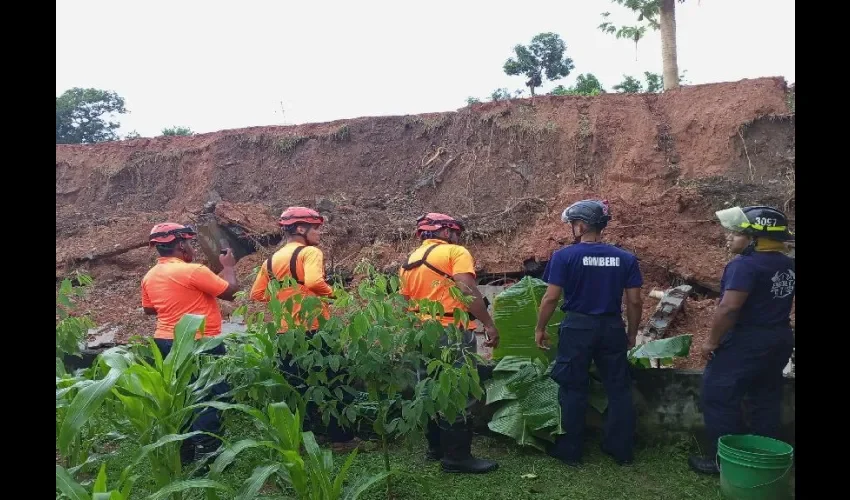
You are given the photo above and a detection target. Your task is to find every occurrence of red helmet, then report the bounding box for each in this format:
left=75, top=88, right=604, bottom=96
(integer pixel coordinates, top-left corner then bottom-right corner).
left=415, top=213, right=464, bottom=236
left=149, top=223, right=197, bottom=246
left=278, top=207, right=324, bottom=227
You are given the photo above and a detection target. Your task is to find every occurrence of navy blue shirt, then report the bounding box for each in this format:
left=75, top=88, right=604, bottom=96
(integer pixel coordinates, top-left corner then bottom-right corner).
left=721, top=251, right=795, bottom=328
left=543, top=243, right=643, bottom=315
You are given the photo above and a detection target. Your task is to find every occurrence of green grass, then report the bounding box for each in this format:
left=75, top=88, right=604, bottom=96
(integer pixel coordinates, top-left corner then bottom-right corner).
left=342, top=436, right=722, bottom=500
left=67, top=415, right=723, bottom=500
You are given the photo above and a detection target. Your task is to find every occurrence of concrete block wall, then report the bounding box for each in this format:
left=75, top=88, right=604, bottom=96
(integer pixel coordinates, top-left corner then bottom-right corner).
left=630, top=369, right=796, bottom=448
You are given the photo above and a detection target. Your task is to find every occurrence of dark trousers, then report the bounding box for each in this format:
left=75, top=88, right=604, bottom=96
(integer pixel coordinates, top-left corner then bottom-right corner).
left=423, top=329, right=480, bottom=446
left=701, top=326, right=794, bottom=456
left=278, top=335, right=354, bottom=443
left=154, top=338, right=229, bottom=451
left=549, top=313, right=635, bottom=463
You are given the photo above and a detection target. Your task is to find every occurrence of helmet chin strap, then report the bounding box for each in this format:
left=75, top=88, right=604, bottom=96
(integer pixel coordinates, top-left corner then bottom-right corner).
left=571, top=223, right=584, bottom=244
left=423, top=228, right=456, bottom=243
left=742, top=236, right=757, bottom=256
left=178, top=240, right=193, bottom=262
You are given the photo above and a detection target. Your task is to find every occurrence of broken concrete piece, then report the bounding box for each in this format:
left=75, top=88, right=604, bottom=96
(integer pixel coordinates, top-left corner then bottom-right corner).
left=649, top=289, right=665, bottom=300
left=87, top=325, right=119, bottom=349
left=638, top=285, right=693, bottom=345
left=221, top=320, right=248, bottom=335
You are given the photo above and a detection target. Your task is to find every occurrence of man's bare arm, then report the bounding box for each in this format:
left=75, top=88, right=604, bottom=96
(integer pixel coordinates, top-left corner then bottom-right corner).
left=624, top=287, right=643, bottom=348
left=453, top=273, right=495, bottom=329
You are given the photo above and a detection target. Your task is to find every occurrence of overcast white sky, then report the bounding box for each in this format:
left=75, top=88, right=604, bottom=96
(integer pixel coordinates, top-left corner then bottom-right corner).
left=56, top=0, right=795, bottom=137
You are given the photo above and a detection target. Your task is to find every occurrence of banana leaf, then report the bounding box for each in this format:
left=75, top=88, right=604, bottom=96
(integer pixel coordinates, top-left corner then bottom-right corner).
left=484, top=376, right=517, bottom=405
left=629, top=334, right=693, bottom=367
left=485, top=335, right=693, bottom=450
left=487, top=401, right=548, bottom=451
left=485, top=356, right=561, bottom=448
left=492, top=277, right=564, bottom=362
left=517, top=376, right=561, bottom=435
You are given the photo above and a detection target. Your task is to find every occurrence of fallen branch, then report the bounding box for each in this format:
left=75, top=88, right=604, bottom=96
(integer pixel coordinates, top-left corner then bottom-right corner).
left=65, top=240, right=149, bottom=265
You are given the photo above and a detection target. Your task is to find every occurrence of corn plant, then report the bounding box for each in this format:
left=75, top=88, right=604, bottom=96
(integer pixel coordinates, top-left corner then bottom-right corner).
left=56, top=462, right=229, bottom=500
left=204, top=401, right=390, bottom=500
left=57, top=463, right=136, bottom=500
left=56, top=369, right=103, bottom=471
left=57, top=343, right=136, bottom=472
left=58, top=314, right=231, bottom=498
left=109, top=314, right=230, bottom=492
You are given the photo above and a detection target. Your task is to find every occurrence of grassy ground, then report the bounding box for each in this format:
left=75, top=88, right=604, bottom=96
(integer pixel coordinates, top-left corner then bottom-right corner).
left=72, top=420, right=723, bottom=500
left=316, top=436, right=721, bottom=500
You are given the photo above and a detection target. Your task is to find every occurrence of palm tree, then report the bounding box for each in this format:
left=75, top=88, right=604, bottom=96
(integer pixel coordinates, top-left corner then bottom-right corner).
left=599, top=0, right=687, bottom=90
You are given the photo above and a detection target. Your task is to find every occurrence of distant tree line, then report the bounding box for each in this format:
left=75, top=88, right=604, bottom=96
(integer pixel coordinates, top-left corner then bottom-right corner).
left=56, top=87, right=194, bottom=144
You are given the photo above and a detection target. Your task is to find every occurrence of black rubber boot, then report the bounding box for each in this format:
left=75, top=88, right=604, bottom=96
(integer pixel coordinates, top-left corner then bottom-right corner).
left=545, top=440, right=580, bottom=468
left=688, top=455, right=720, bottom=475
left=439, top=424, right=498, bottom=474
left=426, top=419, right=442, bottom=460
left=180, top=440, right=196, bottom=466
left=601, top=445, right=633, bottom=466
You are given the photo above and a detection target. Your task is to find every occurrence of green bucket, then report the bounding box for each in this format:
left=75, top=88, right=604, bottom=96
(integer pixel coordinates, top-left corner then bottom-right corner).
left=717, top=435, right=794, bottom=500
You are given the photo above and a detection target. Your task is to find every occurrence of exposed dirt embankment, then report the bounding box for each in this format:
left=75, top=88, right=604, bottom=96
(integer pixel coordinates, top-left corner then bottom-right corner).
left=56, top=77, right=795, bottom=363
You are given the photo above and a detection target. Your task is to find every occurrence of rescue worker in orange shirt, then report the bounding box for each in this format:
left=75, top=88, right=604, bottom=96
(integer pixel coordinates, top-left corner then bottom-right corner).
left=399, top=213, right=499, bottom=474
left=250, top=206, right=358, bottom=452
left=141, top=223, right=240, bottom=465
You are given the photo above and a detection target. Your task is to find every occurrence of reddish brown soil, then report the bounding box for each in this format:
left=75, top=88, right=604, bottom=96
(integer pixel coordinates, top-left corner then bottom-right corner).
left=56, top=77, right=795, bottom=365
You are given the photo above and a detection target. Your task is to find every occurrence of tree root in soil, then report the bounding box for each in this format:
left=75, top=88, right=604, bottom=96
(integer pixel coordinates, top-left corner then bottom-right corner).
left=420, top=147, right=446, bottom=168
left=462, top=197, right=547, bottom=221
left=412, top=149, right=455, bottom=192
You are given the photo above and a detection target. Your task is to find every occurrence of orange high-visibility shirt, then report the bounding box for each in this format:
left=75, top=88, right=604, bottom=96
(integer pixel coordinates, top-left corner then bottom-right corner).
left=250, top=242, right=332, bottom=331
left=141, top=257, right=229, bottom=339
left=399, top=239, right=477, bottom=328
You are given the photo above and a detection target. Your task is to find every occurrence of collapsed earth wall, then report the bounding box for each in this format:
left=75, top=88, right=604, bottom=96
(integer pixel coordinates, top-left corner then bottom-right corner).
left=56, top=77, right=795, bottom=364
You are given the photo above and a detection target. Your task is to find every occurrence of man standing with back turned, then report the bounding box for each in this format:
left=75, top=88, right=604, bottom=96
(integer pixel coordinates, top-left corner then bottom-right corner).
left=535, top=199, right=643, bottom=467
left=399, top=212, right=500, bottom=473
left=250, top=206, right=359, bottom=452
left=141, top=222, right=240, bottom=464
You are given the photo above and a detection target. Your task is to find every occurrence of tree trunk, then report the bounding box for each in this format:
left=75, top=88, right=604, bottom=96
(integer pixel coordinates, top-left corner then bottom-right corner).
left=660, top=0, right=680, bottom=90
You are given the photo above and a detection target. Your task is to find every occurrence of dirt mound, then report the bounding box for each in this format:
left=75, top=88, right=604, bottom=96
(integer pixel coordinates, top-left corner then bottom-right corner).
left=56, top=77, right=795, bottom=366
